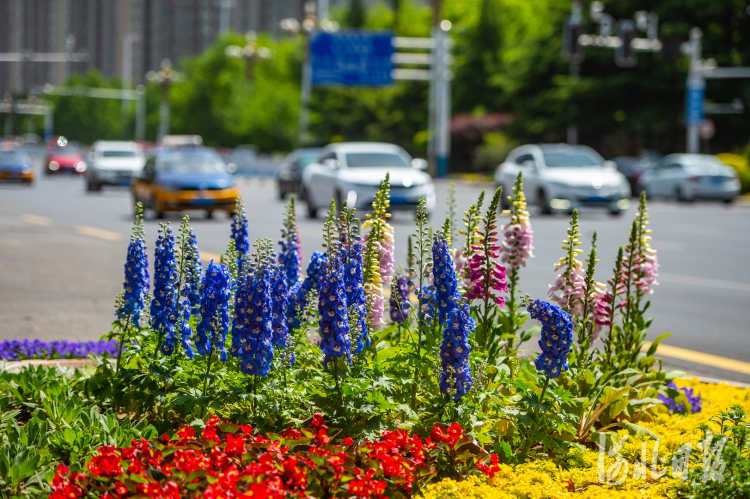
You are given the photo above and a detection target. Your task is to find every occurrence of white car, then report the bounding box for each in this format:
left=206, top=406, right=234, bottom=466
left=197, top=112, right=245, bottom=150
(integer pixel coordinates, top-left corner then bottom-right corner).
left=86, top=141, right=146, bottom=191
left=637, top=154, right=740, bottom=204
left=494, top=144, right=631, bottom=215
left=301, top=142, right=435, bottom=218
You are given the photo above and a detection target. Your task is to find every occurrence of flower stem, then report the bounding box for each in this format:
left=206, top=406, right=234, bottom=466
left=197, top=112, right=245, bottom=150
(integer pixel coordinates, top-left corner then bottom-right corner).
left=115, top=316, right=131, bottom=375
left=202, top=343, right=215, bottom=400
left=535, top=376, right=550, bottom=420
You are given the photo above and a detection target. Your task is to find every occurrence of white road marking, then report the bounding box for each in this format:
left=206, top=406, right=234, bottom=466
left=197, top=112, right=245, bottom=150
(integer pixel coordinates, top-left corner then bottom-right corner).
left=75, top=226, right=123, bottom=241
left=21, top=213, right=52, bottom=226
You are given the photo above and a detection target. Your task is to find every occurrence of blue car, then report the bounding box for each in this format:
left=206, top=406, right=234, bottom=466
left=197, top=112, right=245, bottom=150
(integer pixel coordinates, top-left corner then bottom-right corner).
left=0, top=149, right=34, bottom=184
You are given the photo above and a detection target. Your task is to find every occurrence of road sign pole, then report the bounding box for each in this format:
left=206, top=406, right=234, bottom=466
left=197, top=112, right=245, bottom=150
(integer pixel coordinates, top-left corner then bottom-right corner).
left=435, top=26, right=451, bottom=178
left=685, top=28, right=703, bottom=154
left=44, top=106, right=53, bottom=141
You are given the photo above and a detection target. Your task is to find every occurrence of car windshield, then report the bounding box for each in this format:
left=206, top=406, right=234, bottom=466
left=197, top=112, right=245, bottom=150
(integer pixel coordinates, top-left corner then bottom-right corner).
left=543, top=150, right=602, bottom=167
left=346, top=152, right=409, bottom=168
left=51, top=149, right=81, bottom=156
left=298, top=152, right=319, bottom=167
left=0, top=151, right=29, bottom=163
left=101, top=150, right=138, bottom=158
left=158, top=150, right=226, bottom=173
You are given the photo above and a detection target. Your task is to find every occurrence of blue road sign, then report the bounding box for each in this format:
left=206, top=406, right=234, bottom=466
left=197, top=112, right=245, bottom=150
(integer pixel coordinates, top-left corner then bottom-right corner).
left=685, top=83, right=704, bottom=126
left=310, top=31, right=393, bottom=87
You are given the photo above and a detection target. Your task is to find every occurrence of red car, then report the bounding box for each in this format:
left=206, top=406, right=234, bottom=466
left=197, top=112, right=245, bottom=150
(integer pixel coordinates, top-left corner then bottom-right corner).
left=45, top=142, right=87, bottom=175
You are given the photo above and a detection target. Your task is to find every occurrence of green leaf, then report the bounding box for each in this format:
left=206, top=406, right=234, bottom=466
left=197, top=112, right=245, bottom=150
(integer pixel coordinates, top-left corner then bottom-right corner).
left=646, top=332, right=672, bottom=357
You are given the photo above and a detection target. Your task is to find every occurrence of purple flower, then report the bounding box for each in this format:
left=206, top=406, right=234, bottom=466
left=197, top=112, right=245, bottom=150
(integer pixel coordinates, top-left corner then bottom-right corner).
left=659, top=381, right=702, bottom=414
left=318, top=249, right=350, bottom=368
left=529, top=299, right=573, bottom=379
left=389, top=275, right=410, bottom=324
left=232, top=263, right=275, bottom=376
left=0, top=339, right=119, bottom=360
left=195, top=261, right=232, bottom=362
left=440, top=299, right=473, bottom=401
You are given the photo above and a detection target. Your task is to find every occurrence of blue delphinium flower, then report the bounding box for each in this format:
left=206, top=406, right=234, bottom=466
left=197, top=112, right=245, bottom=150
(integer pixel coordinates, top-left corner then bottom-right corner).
left=232, top=263, right=275, bottom=376
left=658, top=381, right=702, bottom=414
left=270, top=265, right=290, bottom=351
left=279, top=197, right=302, bottom=288
left=318, top=249, right=351, bottom=368
left=195, top=261, right=231, bottom=361
left=151, top=226, right=179, bottom=347
left=118, top=237, right=150, bottom=328
left=440, top=298, right=473, bottom=401
left=183, top=229, right=202, bottom=312
left=419, top=284, right=437, bottom=324
left=231, top=199, right=250, bottom=265
left=389, top=274, right=410, bottom=324
left=528, top=299, right=573, bottom=379
left=344, top=236, right=369, bottom=353
left=287, top=251, right=329, bottom=330
left=432, top=233, right=460, bottom=325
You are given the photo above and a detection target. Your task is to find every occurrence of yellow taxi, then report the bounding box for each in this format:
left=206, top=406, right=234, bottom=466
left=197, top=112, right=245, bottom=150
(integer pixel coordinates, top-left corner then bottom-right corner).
left=132, top=146, right=239, bottom=218
left=0, top=149, right=34, bottom=184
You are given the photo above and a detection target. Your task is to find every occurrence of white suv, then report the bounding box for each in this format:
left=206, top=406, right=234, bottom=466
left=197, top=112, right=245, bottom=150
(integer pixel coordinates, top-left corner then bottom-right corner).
left=86, top=141, right=145, bottom=192
left=494, top=144, right=631, bottom=215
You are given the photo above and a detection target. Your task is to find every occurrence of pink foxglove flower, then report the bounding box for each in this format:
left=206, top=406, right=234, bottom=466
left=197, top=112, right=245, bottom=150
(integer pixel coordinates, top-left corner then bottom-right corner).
left=500, top=223, right=534, bottom=269
left=379, top=223, right=395, bottom=286
left=466, top=246, right=508, bottom=306
left=635, top=244, right=659, bottom=296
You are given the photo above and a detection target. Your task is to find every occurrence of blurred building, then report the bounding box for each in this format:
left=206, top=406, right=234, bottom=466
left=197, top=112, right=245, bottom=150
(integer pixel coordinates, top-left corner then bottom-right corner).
left=0, top=0, right=310, bottom=96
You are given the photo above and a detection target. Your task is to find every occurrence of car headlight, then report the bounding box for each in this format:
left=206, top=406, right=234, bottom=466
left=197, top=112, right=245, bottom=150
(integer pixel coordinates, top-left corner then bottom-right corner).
left=48, top=161, right=59, bottom=171
left=75, top=161, right=87, bottom=172
left=22, top=166, right=31, bottom=174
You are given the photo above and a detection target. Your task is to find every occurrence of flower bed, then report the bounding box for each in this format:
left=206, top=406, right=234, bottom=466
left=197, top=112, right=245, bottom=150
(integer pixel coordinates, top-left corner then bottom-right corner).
left=423, top=378, right=750, bottom=498
left=0, top=339, right=118, bottom=361
left=3, top=179, right=750, bottom=498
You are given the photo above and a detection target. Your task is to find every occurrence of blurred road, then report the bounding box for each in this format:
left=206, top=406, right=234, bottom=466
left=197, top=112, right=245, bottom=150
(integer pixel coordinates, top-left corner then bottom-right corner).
left=1, top=172, right=749, bottom=383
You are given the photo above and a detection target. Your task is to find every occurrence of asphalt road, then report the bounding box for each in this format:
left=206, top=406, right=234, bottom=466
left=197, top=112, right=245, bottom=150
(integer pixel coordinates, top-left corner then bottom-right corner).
left=1, top=171, right=749, bottom=383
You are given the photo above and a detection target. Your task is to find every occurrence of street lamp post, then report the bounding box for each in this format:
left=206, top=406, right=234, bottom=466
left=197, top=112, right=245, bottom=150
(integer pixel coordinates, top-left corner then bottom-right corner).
left=121, top=32, right=139, bottom=126
left=224, top=31, right=272, bottom=81
left=146, top=59, right=181, bottom=143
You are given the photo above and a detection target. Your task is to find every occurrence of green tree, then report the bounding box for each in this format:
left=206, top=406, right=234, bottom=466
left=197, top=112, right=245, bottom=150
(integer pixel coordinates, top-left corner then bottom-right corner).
left=452, top=0, right=505, bottom=114
left=48, top=70, right=128, bottom=144
left=345, top=0, right=367, bottom=29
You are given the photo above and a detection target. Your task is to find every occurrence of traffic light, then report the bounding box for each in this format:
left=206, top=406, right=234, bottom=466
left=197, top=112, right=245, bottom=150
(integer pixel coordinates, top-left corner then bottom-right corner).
left=615, top=20, right=636, bottom=67
left=563, top=15, right=584, bottom=63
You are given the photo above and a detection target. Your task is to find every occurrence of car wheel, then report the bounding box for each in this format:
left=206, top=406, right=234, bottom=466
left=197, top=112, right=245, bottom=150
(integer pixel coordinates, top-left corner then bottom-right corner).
left=723, top=197, right=735, bottom=205
left=539, top=189, right=552, bottom=215
left=278, top=186, right=286, bottom=200
left=499, top=185, right=511, bottom=211
left=206, top=210, right=214, bottom=219
left=675, top=187, right=693, bottom=203
left=609, top=209, right=623, bottom=217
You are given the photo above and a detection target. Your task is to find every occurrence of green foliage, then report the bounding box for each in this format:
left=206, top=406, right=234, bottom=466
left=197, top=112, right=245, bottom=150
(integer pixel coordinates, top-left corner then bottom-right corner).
left=0, top=366, right=156, bottom=497
left=48, top=70, right=129, bottom=144
left=672, top=406, right=750, bottom=498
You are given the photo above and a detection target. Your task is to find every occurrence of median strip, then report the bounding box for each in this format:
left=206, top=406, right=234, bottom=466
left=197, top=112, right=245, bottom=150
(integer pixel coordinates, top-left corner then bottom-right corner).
left=21, top=213, right=52, bottom=226
left=75, top=226, right=123, bottom=241
left=201, top=251, right=222, bottom=263
left=643, top=341, right=750, bottom=376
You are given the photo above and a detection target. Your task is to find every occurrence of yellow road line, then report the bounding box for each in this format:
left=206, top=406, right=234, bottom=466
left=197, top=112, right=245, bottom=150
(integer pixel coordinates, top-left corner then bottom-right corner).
left=75, top=226, right=122, bottom=241
left=660, top=273, right=750, bottom=293
left=21, top=213, right=52, bottom=226
left=644, top=341, right=750, bottom=376
left=201, top=251, right=222, bottom=263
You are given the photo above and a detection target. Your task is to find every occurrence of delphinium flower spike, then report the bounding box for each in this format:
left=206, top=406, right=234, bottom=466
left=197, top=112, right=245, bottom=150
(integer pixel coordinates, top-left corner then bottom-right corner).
left=319, top=207, right=351, bottom=371
left=466, top=187, right=508, bottom=352
left=279, top=195, right=302, bottom=289
left=162, top=216, right=199, bottom=359
left=117, top=202, right=150, bottom=333
left=340, top=207, right=370, bottom=354
left=528, top=299, right=573, bottom=379
left=184, top=229, right=202, bottom=312
left=432, top=231, right=460, bottom=325
left=231, top=197, right=250, bottom=270
left=440, top=297, right=474, bottom=401
left=150, top=223, right=180, bottom=356
left=232, top=241, right=276, bottom=377
left=195, top=261, right=232, bottom=362
left=195, top=261, right=231, bottom=399
left=389, top=274, right=410, bottom=324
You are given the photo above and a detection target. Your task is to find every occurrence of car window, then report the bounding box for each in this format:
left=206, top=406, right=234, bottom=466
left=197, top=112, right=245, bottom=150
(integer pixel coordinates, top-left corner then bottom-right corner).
left=515, top=154, right=534, bottom=165
left=318, top=152, right=337, bottom=163
left=156, top=150, right=226, bottom=173
left=345, top=152, right=409, bottom=168
left=100, top=150, right=138, bottom=158
left=0, top=151, right=29, bottom=163
left=542, top=150, right=601, bottom=167
left=298, top=152, right=319, bottom=167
